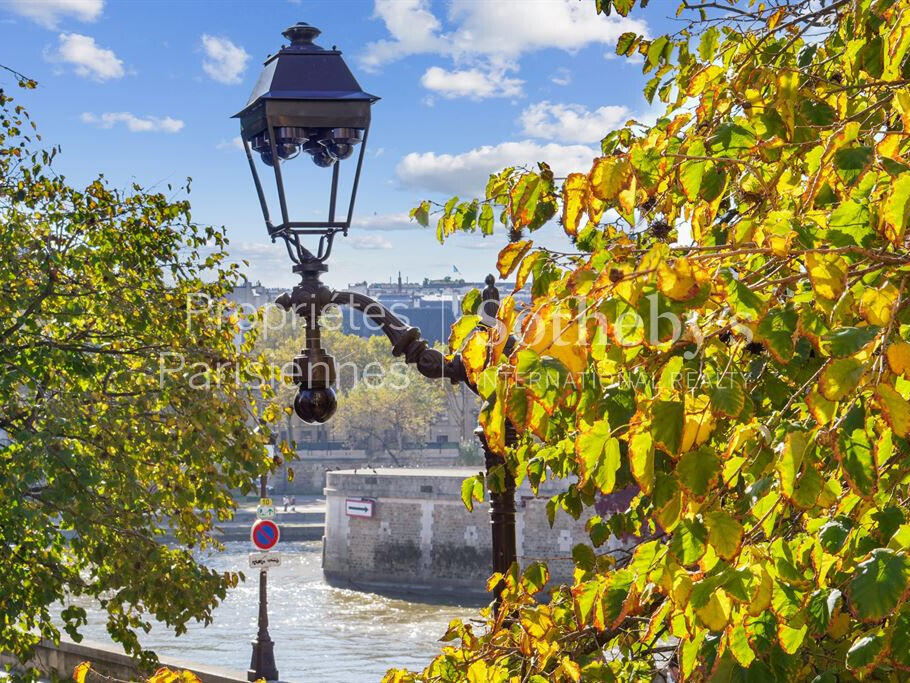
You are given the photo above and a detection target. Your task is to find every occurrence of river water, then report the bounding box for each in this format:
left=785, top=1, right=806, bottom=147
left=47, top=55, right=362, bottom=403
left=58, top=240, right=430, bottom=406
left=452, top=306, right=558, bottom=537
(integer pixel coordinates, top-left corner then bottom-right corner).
left=72, top=542, right=479, bottom=682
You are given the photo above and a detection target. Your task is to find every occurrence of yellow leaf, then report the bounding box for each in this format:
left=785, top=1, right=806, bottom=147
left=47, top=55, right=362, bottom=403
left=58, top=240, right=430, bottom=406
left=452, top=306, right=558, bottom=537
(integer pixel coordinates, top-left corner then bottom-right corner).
left=882, top=173, right=910, bottom=244
left=658, top=257, right=705, bottom=302
left=496, top=240, right=533, bottom=278
left=513, top=251, right=542, bottom=293
left=894, top=88, right=910, bottom=132
left=588, top=156, right=630, bottom=201
left=807, top=390, right=837, bottom=425
left=884, top=6, right=910, bottom=81
left=888, top=341, right=910, bottom=377
left=697, top=590, right=731, bottom=632
left=73, top=662, right=91, bottom=683
left=728, top=623, right=756, bottom=667
left=687, top=64, right=723, bottom=97
left=860, top=283, right=898, bottom=326
left=681, top=394, right=715, bottom=452
left=805, top=252, right=847, bottom=300
left=562, top=173, right=588, bottom=237
left=777, top=70, right=799, bottom=136
left=618, top=176, right=638, bottom=219
left=876, top=384, right=910, bottom=437
left=748, top=570, right=773, bottom=616
left=462, top=329, right=490, bottom=385
left=549, top=317, right=588, bottom=374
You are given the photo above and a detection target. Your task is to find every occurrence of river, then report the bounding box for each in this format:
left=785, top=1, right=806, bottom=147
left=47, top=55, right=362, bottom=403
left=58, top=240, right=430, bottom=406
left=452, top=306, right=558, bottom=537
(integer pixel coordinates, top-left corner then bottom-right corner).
left=71, top=541, right=479, bottom=682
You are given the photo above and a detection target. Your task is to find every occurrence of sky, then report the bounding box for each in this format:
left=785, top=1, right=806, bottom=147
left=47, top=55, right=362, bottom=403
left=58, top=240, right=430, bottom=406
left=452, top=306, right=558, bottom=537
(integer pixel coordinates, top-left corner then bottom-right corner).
left=0, top=0, right=676, bottom=290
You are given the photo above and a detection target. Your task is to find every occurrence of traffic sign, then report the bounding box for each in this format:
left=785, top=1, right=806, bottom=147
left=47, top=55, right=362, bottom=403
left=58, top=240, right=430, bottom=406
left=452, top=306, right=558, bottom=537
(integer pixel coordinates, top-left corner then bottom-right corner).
left=251, top=519, right=280, bottom=551
left=256, top=502, right=276, bottom=520
left=345, top=498, right=375, bottom=518
left=249, top=551, right=281, bottom=569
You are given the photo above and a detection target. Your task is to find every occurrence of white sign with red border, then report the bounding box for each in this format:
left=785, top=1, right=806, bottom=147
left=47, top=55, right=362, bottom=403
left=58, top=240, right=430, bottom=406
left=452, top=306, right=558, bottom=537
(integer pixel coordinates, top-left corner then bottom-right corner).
left=345, top=498, right=375, bottom=518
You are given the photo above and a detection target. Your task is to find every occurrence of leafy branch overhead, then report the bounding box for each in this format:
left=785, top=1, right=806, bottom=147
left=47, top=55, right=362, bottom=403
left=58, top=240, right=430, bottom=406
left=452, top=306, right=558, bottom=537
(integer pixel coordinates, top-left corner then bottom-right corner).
left=0, top=84, right=285, bottom=670
left=393, top=0, right=910, bottom=680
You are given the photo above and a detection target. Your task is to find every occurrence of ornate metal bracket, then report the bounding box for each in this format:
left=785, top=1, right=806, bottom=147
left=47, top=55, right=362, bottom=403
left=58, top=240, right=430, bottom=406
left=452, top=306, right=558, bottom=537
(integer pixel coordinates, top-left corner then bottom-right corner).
left=274, top=276, right=472, bottom=390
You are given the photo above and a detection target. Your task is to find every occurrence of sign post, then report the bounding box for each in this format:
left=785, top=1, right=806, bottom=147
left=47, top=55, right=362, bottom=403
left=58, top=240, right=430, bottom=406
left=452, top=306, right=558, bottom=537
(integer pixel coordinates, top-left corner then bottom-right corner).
left=248, top=473, right=279, bottom=683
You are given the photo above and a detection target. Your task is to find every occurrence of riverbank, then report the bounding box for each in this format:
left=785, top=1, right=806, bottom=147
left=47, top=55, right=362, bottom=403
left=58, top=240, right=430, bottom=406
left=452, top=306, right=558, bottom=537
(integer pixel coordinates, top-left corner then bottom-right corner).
left=46, top=542, right=475, bottom=683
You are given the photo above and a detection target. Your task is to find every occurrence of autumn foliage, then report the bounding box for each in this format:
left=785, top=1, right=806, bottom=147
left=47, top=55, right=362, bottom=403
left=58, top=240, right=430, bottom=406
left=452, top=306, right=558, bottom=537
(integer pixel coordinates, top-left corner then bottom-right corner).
left=394, top=0, right=910, bottom=680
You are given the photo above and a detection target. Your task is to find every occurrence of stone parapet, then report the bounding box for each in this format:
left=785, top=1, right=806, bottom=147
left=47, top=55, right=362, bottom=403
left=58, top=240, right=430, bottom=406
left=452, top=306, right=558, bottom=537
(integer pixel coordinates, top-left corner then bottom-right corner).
left=322, top=468, right=628, bottom=603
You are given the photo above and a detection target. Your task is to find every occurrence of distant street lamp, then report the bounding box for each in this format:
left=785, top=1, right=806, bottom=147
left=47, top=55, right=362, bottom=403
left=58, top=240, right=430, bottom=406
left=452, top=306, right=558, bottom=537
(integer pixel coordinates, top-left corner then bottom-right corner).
left=235, top=22, right=519, bottom=638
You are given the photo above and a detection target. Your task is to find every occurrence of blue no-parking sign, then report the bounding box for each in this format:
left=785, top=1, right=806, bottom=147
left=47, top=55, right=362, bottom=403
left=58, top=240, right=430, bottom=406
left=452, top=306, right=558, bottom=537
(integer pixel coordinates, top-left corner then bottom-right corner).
left=251, top=518, right=280, bottom=551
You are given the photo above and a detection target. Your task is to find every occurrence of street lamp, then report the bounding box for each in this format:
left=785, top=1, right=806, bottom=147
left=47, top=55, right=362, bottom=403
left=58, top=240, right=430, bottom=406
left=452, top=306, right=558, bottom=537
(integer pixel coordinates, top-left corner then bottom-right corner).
left=236, top=21, right=519, bottom=624
left=233, top=21, right=379, bottom=274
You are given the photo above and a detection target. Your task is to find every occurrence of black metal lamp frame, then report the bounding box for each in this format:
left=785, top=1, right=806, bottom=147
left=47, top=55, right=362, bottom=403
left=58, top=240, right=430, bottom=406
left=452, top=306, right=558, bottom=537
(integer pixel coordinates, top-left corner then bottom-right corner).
left=240, top=123, right=370, bottom=268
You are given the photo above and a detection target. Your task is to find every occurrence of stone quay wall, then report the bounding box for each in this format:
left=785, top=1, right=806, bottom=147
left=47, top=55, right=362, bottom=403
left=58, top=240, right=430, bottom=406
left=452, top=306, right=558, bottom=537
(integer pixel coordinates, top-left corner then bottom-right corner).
left=322, top=468, right=626, bottom=603
left=0, top=637, right=246, bottom=683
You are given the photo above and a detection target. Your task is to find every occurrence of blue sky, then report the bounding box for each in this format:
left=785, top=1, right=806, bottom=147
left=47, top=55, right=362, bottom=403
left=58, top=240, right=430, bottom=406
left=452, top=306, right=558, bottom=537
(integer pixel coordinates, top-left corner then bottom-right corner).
left=0, top=0, right=674, bottom=289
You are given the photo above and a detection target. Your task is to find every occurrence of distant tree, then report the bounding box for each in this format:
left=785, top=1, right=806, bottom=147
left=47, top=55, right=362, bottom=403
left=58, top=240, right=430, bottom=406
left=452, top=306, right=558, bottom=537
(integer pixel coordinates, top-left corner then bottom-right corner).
left=0, top=83, right=280, bottom=673
left=333, top=378, right=446, bottom=463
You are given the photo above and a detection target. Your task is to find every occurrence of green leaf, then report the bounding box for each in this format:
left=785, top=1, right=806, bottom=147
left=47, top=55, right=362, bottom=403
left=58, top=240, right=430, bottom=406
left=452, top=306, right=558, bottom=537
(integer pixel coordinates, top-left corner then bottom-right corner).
left=461, top=288, right=482, bottom=315
left=891, top=612, right=910, bottom=669
left=806, top=588, right=841, bottom=634
left=616, top=31, right=637, bottom=56
left=710, top=377, right=744, bottom=418
left=818, top=518, right=852, bottom=554
left=757, top=307, right=798, bottom=363
left=409, top=200, right=430, bottom=227
left=836, top=427, right=877, bottom=499
left=572, top=580, right=601, bottom=626
left=461, top=474, right=484, bottom=512
left=822, top=326, right=879, bottom=357
left=479, top=203, right=494, bottom=235
left=777, top=430, right=807, bottom=497
left=698, top=26, right=720, bottom=61
left=846, top=631, right=887, bottom=672
left=675, top=448, right=720, bottom=500
left=669, top=518, right=708, bottom=566
left=827, top=199, right=874, bottom=247
left=522, top=561, right=549, bottom=594
left=572, top=543, right=596, bottom=571
left=651, top=400, right=684, bottom=455
left=847, top=549, right=910, bottom=621
left=819, top=358, right=865, bottom=401
left=576, top=419, right=620, bottom=493
left=705, top=509, right=744, bottom=561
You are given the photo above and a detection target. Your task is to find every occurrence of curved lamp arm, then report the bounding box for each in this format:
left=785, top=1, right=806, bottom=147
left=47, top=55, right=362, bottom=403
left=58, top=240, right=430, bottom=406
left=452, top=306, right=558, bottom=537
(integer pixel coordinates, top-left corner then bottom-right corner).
left=275, top=285, right=473, bottom=390
left=329, top=290, right=473, bottom=387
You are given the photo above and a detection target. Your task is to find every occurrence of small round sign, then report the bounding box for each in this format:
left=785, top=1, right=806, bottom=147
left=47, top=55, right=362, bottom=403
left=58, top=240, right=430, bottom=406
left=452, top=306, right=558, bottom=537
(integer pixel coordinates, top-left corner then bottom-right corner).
left=251, top=519, right=280, bottom=551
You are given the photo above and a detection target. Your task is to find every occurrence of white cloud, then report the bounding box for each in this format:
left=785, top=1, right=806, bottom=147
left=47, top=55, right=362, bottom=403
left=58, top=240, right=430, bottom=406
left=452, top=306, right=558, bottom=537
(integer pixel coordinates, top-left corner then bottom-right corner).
left=550, top=67, right=571, bottom=86
left=361, top=0, right=445, bottom=71
left=361, top=0, right=647, bottom=69
left=80, top=112, right=184, bottom=133
left=349, top=234, right=393, bottom=250
left=4, top=0, right=102, bottom=28
left=397, top=140, right=596, bottom=197
left=201, top=34, right=249, bottom=85
left=352, top=212, right=419, bottom=231
left=519, top=101, right=629, bottom=144
left=49, top=33, right=123, bottom=81
left=420, top=65, right=523, bottom=99
left=217, top=136, right=244, bottom=151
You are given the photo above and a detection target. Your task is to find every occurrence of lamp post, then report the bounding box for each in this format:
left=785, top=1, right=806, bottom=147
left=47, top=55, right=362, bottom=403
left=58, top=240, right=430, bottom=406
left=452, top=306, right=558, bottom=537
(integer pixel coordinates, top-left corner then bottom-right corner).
left=236, top=21, right=519, bottom=614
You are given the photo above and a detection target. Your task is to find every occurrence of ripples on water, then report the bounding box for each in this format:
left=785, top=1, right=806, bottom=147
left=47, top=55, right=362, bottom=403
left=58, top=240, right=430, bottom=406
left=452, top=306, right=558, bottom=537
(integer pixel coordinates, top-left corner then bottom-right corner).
left=71, top=542, right=479, bottom=682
